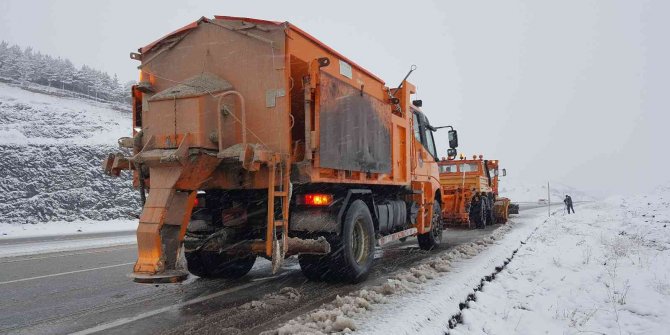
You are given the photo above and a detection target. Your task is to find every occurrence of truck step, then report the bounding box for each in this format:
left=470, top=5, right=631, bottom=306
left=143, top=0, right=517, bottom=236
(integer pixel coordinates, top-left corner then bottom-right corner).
left=377, top=228, right=418, bottom=247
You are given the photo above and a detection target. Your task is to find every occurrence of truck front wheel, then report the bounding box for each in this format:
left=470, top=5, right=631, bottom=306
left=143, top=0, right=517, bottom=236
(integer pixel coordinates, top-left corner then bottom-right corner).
left=418, top=201, right=443, bottom=250
left=470, top=200, right=486, bottom=229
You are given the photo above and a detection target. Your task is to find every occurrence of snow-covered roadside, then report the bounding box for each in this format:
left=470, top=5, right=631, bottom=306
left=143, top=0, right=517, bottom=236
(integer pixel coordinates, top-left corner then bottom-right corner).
left=0, top=234, right=136, bottom=258
left=451, top=191, right=670, bottom=334
left=263, top=207, right=552, bottom=335
left=0, top=219, right=137, bottom=258
left=0, top=219, right=137, bottom=239
left=354, top=207, right=552, bottom=335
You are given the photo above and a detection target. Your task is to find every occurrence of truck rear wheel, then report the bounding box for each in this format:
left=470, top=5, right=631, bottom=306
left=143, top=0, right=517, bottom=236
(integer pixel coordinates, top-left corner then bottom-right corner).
left=328, top=200, right=375, bottom=283
left=418, top=201, right=443, bottom=250
left=486, top=207, right=495, bottom=226
left=185, top=250, right=256, bottom=279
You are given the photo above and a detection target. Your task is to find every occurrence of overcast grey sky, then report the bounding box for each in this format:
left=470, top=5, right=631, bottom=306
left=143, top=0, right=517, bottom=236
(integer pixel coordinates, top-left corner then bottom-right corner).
left=0, top=0, right=667, bottom=197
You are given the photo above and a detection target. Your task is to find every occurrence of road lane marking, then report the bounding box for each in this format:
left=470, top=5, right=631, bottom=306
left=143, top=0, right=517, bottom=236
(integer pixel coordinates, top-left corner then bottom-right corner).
left=70, top=271, right=292, bottom=335
left=0, top=246, right=136, bottom=264
left=0, top=262, right=135, bottom=285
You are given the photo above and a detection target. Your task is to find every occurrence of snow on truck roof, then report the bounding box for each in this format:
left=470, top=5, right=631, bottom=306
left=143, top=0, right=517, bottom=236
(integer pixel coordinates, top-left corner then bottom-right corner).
left=139, top=15, right=385, bottom=85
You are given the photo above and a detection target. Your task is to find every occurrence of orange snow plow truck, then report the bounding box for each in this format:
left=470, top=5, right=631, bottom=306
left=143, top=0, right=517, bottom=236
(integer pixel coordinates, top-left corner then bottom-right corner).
left=103, top=16, right=459, bottom=283
left=438, top=155, right=517, bottom=229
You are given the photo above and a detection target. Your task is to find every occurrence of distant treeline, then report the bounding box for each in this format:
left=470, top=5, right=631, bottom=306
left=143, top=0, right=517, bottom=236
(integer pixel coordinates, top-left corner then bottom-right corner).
left=0, top=41, right=134, bottom=104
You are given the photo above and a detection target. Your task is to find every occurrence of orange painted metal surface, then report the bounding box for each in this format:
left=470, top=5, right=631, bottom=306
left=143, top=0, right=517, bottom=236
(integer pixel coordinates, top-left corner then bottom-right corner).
left=438, top=157, right=508, bottom=225
left=108, top=15, right=443, bottom=278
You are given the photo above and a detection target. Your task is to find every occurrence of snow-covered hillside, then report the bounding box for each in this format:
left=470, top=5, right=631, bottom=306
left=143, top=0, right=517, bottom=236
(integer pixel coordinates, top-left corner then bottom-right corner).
left=0, top=82, right=138, bottom=225
left=498, top=176, right=595, bottom=203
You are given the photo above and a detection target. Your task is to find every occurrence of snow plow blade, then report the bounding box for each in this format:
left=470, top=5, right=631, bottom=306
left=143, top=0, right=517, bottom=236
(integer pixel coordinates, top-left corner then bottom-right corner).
left=508, top=203, right=520, bottom=215
left=493, top=197, right=511, bottom=224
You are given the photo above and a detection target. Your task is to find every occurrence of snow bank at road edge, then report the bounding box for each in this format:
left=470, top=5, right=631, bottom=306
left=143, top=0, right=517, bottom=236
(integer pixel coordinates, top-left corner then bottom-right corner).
left=262, top=208, right=550, bottom=335
left=0, top=219, right=137, bottom=239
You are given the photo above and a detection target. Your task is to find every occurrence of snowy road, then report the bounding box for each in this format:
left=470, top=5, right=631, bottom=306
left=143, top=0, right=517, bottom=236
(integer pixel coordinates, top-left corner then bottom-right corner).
left=0, top=207, right=547, bottom=335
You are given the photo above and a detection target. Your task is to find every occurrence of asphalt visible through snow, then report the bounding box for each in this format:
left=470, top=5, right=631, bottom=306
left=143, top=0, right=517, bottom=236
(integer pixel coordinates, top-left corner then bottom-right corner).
left=0, top=206, right=553, bottom=335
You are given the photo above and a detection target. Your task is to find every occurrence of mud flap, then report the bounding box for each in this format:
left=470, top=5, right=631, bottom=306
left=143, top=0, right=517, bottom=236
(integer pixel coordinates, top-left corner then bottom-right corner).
left=271, top=239, right=285, bottom=274
left=132, top=167, right=196, bottom=283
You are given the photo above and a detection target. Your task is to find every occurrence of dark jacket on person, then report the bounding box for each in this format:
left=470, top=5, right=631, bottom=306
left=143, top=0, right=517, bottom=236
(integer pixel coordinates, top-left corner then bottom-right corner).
left=564, top=196, right=573, bottom=206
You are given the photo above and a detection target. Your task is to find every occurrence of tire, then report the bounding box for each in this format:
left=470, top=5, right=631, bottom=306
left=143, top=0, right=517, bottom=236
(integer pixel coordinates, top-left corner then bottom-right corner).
left=328, top=200, right=375, bottom=283
left=185, top=250, right=256, bottom=279
left=418, top=201, right=443, bottom=250
left=486, top=206, right=495, bottom=226
left=470, top=199, right=485, bottom=229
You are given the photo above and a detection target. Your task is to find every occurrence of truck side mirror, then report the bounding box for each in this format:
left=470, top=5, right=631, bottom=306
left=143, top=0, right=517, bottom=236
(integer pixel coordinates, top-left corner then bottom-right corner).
left=447, top=148, right=457, bottom=159
left=448, top=129, right=458, bottom=149
left=502, top=168, right=507, bottom=177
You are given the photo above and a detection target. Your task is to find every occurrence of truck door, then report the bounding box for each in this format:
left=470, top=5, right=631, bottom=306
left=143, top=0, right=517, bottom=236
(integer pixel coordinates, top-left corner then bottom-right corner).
left=412, top=109, right=438, bottom=161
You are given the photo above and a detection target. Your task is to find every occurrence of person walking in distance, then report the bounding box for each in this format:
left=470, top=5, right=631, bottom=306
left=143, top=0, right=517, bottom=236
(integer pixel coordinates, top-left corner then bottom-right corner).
left=564, top=195, right=575, bottom=214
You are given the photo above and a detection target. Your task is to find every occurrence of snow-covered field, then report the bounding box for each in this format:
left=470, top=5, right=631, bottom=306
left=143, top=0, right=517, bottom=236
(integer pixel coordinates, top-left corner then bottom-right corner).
left=453, top=187, right=670, bottom=335
left=499, top=176, right=595, bottom=203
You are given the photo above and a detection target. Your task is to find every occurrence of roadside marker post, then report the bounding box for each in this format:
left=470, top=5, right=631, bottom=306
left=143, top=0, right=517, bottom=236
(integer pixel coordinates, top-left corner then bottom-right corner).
left=548, top=182, right=551, bottom=217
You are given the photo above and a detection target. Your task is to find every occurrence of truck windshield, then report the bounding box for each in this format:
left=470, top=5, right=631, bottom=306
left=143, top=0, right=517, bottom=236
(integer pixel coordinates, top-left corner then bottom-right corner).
left=460, top=163, right=479, bottom=172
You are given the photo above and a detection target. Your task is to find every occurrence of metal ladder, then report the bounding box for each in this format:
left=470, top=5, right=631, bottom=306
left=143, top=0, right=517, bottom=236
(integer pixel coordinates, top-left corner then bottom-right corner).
left=265, top=154, right=290, bottom=272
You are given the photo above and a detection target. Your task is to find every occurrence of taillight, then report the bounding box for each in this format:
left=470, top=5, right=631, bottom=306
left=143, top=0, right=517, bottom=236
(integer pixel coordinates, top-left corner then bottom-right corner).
left=303, top=194, right=333, bottom=206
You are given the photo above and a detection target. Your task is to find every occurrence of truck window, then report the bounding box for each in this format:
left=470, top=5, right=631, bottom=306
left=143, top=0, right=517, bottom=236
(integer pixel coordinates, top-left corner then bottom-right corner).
left=412, top=112, right=422, bottom=143
left=424, top=127, right=437, bottom=159
left=440, top=165, right=458, bottom=173
left=459, top=163, right=479, bottom=172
